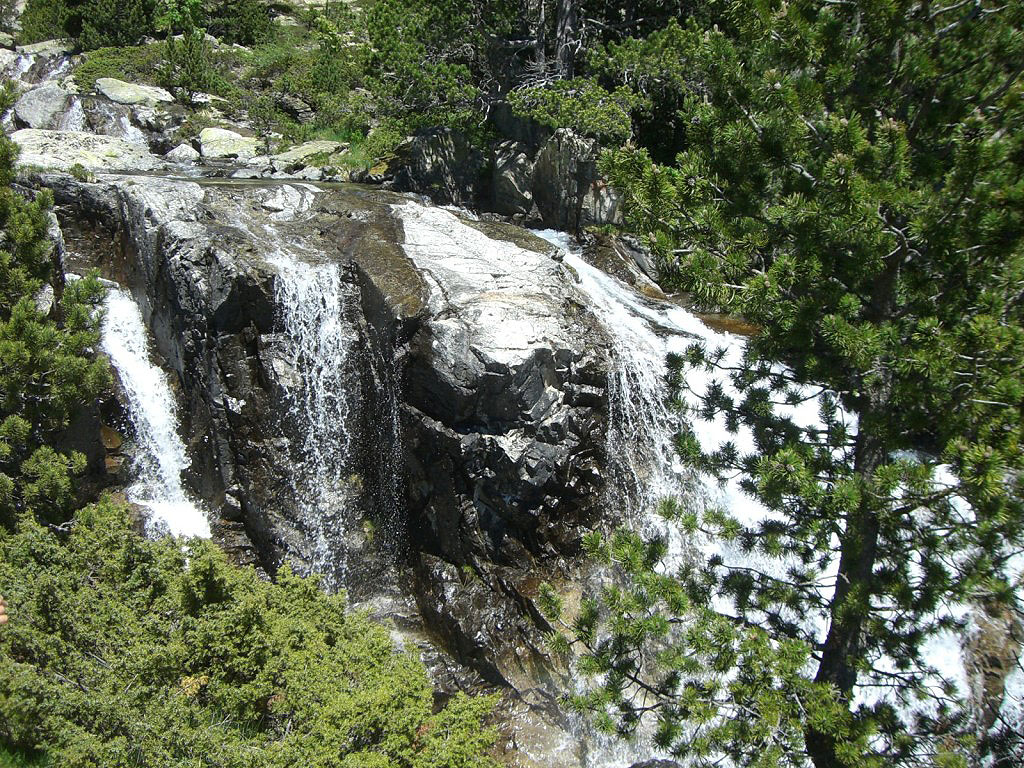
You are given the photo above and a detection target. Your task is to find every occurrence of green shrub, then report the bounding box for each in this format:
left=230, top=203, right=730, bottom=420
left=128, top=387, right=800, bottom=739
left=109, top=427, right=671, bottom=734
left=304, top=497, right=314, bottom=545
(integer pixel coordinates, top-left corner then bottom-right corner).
left=72, top=43, right=166, bottom=91
left=508, top=78, right=642, bottom=144
left=206, top=0, right=274, bottom=46
left=76, top=0, right=154, bottom=50
left=0, top=500, right=500, bottom=767
left=159, top=28, right=224, bottom=101
left=16, top=0, right=66, bottom=44
left=18, top=0, right=156, bottom=49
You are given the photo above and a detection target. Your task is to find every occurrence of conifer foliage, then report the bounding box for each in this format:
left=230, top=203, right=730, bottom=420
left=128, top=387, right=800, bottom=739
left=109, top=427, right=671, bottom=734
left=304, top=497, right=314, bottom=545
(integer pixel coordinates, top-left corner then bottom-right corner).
left=0, top=86, right=109, bottom=527
left=545, top=1, right=1024, bottom=766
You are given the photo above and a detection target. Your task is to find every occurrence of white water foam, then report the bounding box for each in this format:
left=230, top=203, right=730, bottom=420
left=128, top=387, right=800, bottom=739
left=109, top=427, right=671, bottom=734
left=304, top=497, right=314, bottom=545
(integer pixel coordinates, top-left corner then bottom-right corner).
left=101, top=287, right=210, bottom=538
left=267, top=249, right=360, bottom=585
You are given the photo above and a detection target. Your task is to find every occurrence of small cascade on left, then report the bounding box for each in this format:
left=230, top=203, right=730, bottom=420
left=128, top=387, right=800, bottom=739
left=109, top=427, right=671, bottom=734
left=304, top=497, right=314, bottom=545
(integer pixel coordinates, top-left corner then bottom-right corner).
left=101, top=286, right=211, bottom=538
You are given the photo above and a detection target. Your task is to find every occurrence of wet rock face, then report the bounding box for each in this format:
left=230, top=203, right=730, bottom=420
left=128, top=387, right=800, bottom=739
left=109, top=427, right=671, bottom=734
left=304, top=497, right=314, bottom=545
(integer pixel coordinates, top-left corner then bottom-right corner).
left=38, top=172, right=614, bottom=766
left=45, top=174, right=610, bottom=589
left=393, top=204, right=608, bottom=565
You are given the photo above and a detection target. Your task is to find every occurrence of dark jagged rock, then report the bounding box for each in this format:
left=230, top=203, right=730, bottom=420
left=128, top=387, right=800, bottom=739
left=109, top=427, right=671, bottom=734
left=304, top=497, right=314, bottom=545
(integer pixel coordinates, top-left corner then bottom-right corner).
left=582, top=230, right=666, bottom=299
left=388, top=127, right=486, bottom=206
left=491, top=139, right=538, bottom=219
left=383, top=126, right=621, bottom=233
left=42, top=169, right=610, bottom=601
left=532, top=128, right=622, bottom=233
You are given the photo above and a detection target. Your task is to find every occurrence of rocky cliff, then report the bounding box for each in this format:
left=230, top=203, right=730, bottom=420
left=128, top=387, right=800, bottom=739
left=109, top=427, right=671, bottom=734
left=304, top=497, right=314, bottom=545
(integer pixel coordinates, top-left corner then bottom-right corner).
left=25, top=165, right=615, bottom=765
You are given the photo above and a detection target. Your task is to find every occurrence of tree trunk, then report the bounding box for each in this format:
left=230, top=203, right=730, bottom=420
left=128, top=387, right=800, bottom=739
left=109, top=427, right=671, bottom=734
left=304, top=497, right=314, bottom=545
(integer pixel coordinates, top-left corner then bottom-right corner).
left=805, top=430, right=884, bottom=768
left=532, top=0, right=546, bottom=71
left=555, top=0, right=578, bottom=78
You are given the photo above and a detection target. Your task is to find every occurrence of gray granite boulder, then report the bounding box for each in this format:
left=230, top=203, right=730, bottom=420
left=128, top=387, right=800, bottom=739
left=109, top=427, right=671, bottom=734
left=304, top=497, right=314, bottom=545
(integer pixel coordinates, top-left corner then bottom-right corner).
left=95, top=78, right=174, bottom=107
left=198, top=126, right=259, bottom=159
left=13, top=84, right=72, bottom=129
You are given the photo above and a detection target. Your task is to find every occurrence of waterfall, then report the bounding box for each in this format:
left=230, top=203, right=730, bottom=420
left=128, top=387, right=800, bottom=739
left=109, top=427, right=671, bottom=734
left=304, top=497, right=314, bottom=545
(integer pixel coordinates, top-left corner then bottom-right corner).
left=535, top=231, right=993, bottom=746
left=532, top=230, right=765, bottom=555
left=267, top=250, right=360, bottom=586
left=100, top=286, right=210, bottom=538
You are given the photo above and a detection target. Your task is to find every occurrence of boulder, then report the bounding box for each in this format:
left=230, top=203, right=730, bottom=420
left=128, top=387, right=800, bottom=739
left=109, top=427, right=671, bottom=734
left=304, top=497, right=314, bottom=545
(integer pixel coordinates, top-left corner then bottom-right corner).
left=11, top=129, right=161, bottom=173
left=491, top=140, right=536, bottom=217
left=392, top=203, right=609, bottom=563
left=270, top=139, right=346, bottom=171
left=198, top=127, right=260, bottom=159
left=13, top=84, right=71, bottom=129
left=389, top=128, right=485, bottom=206
left=532, top=128, right=621, bottom=232
left=583, top=231, right=665, bottom=298
left=0, top=32, right=14, bottom=48
left=165, top=143, right=201, bottom=164
left=0, top=48, right=15, bottom=74
left=95, top=78, right=174, bottom=107
left=274, top=92, right=315, bottom=124
left=580, top=176, right=622, bottom=228
left=15, top=39, right=72, bottom=56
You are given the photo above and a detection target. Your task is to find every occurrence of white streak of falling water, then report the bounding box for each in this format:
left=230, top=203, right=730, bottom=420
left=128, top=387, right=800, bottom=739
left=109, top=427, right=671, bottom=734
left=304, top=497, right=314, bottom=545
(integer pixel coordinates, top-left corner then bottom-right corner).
left=267, top=251, right=357, bottom=585
left=533, top=229, right=796, bottom=768
left=101, top=287, right=210, bottom=538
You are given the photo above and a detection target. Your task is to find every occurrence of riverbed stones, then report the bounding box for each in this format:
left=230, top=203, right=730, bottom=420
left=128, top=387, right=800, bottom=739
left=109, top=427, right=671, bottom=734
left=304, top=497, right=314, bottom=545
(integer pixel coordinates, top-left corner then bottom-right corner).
left=165, top=143, right=201, bottom=164
left=270, top=139, right=346, bottom=171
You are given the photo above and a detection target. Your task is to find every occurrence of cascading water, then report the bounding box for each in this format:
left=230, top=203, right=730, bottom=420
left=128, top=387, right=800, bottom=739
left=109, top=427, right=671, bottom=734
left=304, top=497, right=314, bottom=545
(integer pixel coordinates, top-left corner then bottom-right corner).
left=535, top=230, right=998, bottom=752
left=533, top=231, right=742, bottom=545
left=100, top=286, right=210, bottom=538
left=266, top=248, right=361, bottom=587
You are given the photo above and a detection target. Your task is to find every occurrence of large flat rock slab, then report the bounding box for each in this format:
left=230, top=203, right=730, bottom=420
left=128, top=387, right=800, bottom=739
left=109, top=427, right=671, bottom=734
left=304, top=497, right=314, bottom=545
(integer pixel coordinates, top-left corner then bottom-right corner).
left=95, top=77, right=174, bottom=107
left=11, top=129, right=162, bottom=172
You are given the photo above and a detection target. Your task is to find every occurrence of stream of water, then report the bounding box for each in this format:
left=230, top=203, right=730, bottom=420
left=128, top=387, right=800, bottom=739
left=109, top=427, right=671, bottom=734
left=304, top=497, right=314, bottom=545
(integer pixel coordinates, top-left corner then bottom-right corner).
left=267, top=249, right=361, bottom=586
left=100, top=286, right=210, bottom=538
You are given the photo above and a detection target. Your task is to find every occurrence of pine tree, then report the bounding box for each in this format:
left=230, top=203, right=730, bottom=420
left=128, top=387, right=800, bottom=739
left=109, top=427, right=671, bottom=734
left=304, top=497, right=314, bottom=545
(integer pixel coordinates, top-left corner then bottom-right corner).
left=547, top=1, right=1024, bottom=766
left=0, top=85, right=109, bottom=526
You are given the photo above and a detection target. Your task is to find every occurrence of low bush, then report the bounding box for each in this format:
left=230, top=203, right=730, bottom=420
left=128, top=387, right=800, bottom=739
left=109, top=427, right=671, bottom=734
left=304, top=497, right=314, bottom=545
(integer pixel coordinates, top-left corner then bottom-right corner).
left=72, top=43, right=166, bottom=91
left=0, top=501, right=500, bottom=768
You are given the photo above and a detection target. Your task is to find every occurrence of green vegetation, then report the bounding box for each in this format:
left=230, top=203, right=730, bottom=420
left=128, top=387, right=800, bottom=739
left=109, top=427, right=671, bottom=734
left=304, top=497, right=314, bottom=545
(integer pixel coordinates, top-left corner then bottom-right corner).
left=538, top=1, right=1024, bottom=767
left=4, top=0, right=1023, bottom=765
left=0, top=86, right=109, bottom=528
left=18, top=0, right=272, bottom=48
left=0, top=501, right=498, bottom=768
left=507, top=79, right=639, bottom=143
left=71, top=43, right=167, bottom=91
